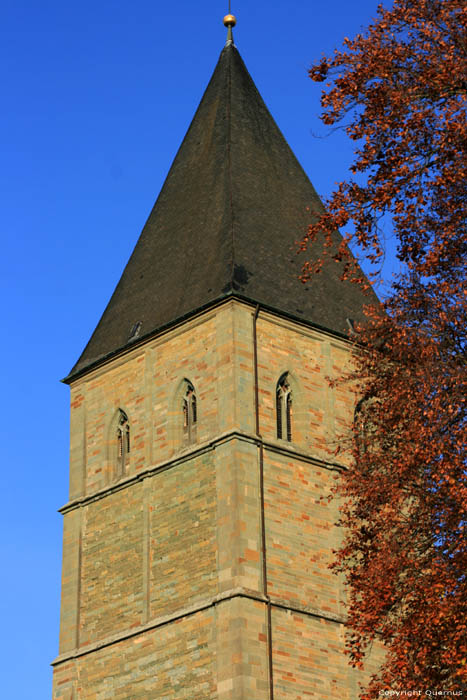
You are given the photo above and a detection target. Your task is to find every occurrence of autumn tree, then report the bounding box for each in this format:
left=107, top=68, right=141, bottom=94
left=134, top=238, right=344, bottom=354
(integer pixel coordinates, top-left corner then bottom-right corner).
left=301, top=0, right=467, bottom=694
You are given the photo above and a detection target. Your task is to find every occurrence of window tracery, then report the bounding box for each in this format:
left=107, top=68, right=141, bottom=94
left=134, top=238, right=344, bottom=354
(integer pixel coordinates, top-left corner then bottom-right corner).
left=182, top=381, right=197, bottom=444
left=276, top=373, right=292, bottom=441
left=354, top=396, right=378, bottom=454
left=116, top=409, right=130, bottom=473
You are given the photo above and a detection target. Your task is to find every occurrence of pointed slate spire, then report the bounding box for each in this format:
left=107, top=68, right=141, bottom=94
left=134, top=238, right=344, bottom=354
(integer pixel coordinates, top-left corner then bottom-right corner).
left=67, top=42, right=376, bottom=381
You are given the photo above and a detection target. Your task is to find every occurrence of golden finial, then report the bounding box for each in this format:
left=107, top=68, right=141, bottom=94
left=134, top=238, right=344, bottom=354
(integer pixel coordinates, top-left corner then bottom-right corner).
left=223, top=8, right=236, bottom=45
left=223, top=14, right=236, bottom=28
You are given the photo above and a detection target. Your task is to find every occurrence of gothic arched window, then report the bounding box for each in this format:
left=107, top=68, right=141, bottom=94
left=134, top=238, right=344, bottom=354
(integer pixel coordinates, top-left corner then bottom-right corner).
left=116, top=409, right=130, bottom=474
left=276, top=373, right=292, bottom=441
left=354, top=396, right=378, bottom=455
left=182, top=381, right=197, bottom=444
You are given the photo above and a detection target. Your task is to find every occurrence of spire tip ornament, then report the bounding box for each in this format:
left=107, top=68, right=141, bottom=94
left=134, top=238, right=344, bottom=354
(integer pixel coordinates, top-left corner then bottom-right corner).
left=223, top=13, right=236, bottom=45
left=223, top=14, right=236, bottom=28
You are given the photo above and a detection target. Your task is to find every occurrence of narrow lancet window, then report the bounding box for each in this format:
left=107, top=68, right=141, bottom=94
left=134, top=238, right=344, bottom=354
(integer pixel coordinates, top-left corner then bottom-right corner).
left=286, top=391, right=292, bottom=442
left=182, top=381, right=197, bottom=444
left=276, top=374, right=292, bottom=442
left=117, top=409, right=130, bottom=474
left=354, top=397, right=377, bottom=455
left=276, top=386, right=283, bottom=439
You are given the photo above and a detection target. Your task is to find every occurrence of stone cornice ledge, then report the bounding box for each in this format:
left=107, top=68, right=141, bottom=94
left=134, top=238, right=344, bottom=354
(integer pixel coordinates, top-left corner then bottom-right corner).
left=51, top=587, right=346, bottom=666
left=59, top=430, right=348, bottom=514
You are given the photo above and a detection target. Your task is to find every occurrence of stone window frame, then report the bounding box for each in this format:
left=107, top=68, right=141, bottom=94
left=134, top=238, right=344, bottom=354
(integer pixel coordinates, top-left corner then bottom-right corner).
left=354, top=395, right=379, bottom=454
left=182, top=380, right=198, bottom=445
left=108, top=407, right=131, bottom=481
left=168, top=378, right=199, bottom=450
left=275, top=371, right=299, bottom=443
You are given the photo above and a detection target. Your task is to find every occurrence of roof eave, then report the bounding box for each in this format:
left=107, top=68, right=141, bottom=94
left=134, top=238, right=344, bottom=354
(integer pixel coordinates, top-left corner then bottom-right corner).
left=62, top=292, right=353, bottom=385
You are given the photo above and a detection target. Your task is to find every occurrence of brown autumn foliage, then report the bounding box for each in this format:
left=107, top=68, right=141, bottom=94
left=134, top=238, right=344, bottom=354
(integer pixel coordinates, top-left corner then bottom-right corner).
left=301, top=0, right=467, bottom=694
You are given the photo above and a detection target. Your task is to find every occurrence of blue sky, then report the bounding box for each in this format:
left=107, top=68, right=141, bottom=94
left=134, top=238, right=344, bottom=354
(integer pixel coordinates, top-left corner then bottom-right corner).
left=1, top=1, right=391, bottom=696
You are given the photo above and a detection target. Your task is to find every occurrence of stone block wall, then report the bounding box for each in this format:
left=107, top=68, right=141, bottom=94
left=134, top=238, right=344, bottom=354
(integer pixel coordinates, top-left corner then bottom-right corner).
left=272, top=610, right=381, bottom=699
left=53, top=610, right=217, bottom=700
left=148, top=453, right=218, bottom=617
left=53, top=300, right=380, bottom=699
left=79, top=484, right=144, bottom=646
left=256, top=314, right=354, bottom=462
left=264, top=451, right=344, bottom=618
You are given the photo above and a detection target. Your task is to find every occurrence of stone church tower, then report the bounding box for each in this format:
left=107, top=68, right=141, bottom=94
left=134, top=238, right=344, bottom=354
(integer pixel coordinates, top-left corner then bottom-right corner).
left=52, top=18, right=380, bottom=700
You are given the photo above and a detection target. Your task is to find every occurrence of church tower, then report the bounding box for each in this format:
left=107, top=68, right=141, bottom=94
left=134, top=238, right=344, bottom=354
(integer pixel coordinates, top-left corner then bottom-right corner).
left=53, top=16, right=380, bottom=699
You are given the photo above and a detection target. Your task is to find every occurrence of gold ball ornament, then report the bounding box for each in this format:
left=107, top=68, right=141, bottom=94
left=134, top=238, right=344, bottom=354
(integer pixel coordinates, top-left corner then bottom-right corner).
left=223, top=14, right=237, bottom=27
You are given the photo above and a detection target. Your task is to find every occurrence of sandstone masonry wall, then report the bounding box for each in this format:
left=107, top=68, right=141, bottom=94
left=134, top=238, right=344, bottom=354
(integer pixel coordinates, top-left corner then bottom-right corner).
left=54, top=300, right=381, bottom=700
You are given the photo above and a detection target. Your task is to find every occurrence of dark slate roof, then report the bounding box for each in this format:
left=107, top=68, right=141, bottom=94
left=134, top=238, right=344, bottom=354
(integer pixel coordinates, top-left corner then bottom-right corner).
left=67, top=43, right=377, bottom=382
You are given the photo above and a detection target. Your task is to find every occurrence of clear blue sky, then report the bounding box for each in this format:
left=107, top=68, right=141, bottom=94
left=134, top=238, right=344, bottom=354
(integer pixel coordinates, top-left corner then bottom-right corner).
left=1, top=1, right=390, bottom=696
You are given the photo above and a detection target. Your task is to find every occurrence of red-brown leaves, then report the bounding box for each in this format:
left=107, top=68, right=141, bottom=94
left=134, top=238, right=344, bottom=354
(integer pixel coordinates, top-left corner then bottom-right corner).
left=302, top=0, right=467, bottom=694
